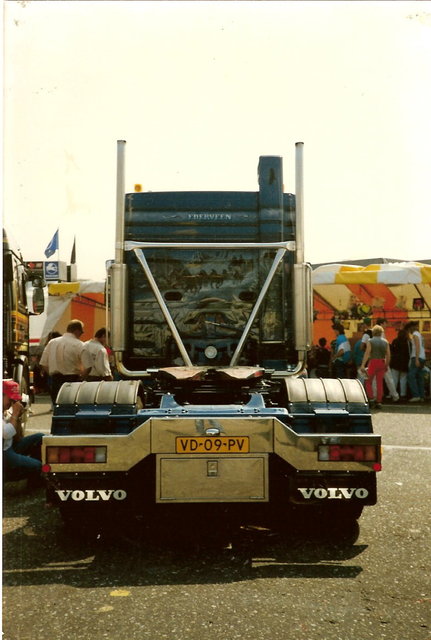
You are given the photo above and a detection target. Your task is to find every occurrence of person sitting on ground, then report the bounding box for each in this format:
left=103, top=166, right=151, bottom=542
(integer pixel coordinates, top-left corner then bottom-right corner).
left=3, top=380, right=43, bottom=484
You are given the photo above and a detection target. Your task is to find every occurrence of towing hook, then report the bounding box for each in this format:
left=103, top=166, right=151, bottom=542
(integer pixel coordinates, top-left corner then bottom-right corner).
left=205, top=428, right=221, bottom=436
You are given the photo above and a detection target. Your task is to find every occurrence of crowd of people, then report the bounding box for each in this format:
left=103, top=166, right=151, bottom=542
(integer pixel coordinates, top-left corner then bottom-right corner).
left=3, top=320, right=113, bottom=484
left=308, top=318, right=428, bottom=408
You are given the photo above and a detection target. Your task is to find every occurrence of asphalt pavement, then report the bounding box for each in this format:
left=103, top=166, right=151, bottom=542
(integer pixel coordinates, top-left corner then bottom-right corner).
left=3, top=394, right=431, bottom=640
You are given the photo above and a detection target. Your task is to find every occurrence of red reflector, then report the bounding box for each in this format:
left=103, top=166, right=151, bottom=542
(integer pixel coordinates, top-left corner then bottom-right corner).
left=41, top=464, right=51, bottom=473
left=373, top=462, right=382, bottom=472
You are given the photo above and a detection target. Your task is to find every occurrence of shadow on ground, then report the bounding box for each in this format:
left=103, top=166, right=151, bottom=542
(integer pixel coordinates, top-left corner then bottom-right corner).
left=3, top=488, right=367, bottom=589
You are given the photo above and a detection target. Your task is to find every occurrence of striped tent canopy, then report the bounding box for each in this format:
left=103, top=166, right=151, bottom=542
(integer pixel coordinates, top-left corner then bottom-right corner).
left=311, top=263, right=431, bottom=349
left=312, top=262, right=431, bottom=286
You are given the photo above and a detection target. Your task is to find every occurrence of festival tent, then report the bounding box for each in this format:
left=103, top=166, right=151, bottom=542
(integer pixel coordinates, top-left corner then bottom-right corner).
left=30, top=280, right=106, bottom=353
left=312, top=262, right=431, bottom=350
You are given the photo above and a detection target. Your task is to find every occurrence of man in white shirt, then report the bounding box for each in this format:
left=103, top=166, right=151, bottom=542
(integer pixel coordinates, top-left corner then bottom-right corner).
left=82, top=328, right=113, bottom=381
left=40, top=319, right=85, bottom=402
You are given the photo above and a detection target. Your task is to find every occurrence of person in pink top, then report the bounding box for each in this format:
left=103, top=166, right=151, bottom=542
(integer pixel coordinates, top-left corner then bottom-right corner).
left=360, top=324, right=391, bottom=409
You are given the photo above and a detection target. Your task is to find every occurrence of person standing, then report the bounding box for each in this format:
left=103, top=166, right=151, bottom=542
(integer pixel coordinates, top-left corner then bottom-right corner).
left=360, top=318, right=372, bottom=350
left=3, top=380, right=43, bottom=482
left=331, top=324, right=351, bottom=378
left=353, top=338, right=365, bottom=383
left=354, top=319, right=373, bottom=384
left=375, top=317, right=399, bottom=402
left=314, top=337, right=331, bottom=378
left=81, top=328, right=113, bottom=381
left=40, top=319, right=85, bottom=402
left=390, top=328, right=410, bottom=400
left=405, top=321, right=426, bottom=402
left=41, top=331, right=62, bottom=407
left=360, top=324, right=391, bottom=409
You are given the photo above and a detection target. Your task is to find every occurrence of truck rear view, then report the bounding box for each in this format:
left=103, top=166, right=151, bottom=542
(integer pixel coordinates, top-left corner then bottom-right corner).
left=42, top=143, right=381, bottom=533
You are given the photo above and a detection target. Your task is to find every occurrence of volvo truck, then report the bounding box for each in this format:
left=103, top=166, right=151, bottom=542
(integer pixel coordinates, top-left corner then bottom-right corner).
left=42, top=142, right=381, bottom=533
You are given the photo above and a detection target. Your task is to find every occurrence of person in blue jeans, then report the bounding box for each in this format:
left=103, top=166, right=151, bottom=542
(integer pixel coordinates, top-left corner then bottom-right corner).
left=3, top=380, right=43, bottom=482
left=405, top=321, right=426, bottom=402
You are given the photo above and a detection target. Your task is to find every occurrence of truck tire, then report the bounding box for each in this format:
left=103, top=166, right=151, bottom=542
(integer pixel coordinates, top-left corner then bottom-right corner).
left=58, top=503, right=116, bottom=537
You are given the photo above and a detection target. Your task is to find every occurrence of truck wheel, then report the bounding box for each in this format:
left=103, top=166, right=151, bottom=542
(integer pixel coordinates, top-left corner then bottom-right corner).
left=59, top=504, right=98, bottom=536
left=59, top=503, right=121, bottom=538
left=307, top=503, right=364, bottom=523
left=292, top=504, right=362, bottom=543
left=330, top=503, right=364, bottom=521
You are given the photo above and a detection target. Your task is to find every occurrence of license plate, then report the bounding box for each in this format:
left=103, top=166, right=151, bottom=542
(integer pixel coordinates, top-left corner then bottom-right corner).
left=176, top=436, right=250, bottom=454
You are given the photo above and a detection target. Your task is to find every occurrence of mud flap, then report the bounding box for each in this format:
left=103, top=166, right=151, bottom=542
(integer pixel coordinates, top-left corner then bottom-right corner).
left=289, top=474, right=377, bottom=505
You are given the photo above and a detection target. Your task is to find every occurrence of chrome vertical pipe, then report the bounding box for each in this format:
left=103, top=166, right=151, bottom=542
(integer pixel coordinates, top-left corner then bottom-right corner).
left=115, top=140, right=126, bottom=264
left=295, top=142, right=304, bottom=265
left=112, top=140, right=127, bottom=355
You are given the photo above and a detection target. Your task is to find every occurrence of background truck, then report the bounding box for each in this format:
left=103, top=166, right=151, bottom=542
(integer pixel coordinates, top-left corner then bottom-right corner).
left=42, top=142, right=381, bottom=534
left=3, top=228, right=45, bottom=405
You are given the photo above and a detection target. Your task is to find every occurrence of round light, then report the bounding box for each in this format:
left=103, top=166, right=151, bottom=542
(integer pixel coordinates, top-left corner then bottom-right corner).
left=204, top=345, right=218, bottom=359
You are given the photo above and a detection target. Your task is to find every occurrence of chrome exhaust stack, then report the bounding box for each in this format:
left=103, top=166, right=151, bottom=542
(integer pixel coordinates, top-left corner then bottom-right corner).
left=110, top=140, right=128, bottom=356
left=293, top=142, right=313, bottom=362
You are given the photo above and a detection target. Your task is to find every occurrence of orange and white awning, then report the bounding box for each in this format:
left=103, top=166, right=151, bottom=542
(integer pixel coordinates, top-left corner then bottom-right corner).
left=312, top=262, right=431, bottom=286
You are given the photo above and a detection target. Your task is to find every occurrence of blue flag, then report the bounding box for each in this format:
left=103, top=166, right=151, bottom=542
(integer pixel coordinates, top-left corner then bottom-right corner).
left=44, top=229, right=59, bottom=259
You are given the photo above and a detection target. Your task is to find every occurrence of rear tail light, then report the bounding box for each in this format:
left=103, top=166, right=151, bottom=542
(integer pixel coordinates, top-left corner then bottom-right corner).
left=319, top=444, right=378, bottom=463
left=46, top=446, right=107, bottom=464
